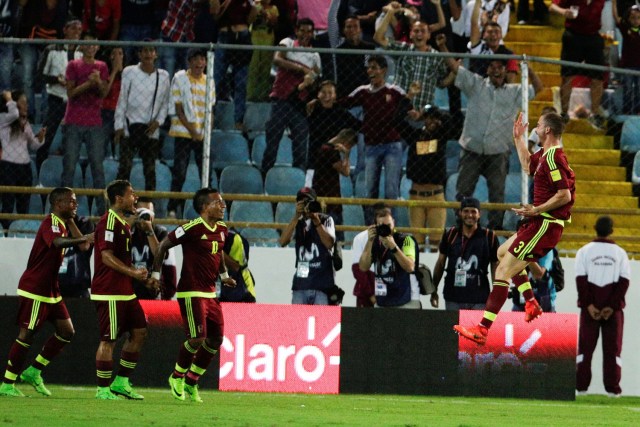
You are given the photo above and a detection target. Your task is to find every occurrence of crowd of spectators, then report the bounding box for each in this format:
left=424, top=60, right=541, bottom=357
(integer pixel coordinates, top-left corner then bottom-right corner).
left=0, top=0, right=637, bottom=236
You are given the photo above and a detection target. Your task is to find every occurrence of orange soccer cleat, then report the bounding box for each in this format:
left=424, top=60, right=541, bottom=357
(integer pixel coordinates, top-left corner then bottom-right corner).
left=453, top=324, right=488, bottom=345
left=525, top=299, right=543, bottom=323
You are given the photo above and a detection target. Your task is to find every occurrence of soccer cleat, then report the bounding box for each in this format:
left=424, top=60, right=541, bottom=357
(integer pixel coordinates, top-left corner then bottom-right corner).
left=576, top=390, right=588, bottom=396
left=607, top=392, right=621, bottom=398
left=453, top=324, right=488, bottom=345
left=168, top=375, right=185, bottom=401
left=110, top=376, right=144, bottom=400
left=20, top=366, right=51, bottom=396
left=0, top=382, right=26, bottom=397
left=525, top=299, right=543, bottom=323
left=184, top=383, right=203, bottom=403
left=95, top=386, right=120, bottom=400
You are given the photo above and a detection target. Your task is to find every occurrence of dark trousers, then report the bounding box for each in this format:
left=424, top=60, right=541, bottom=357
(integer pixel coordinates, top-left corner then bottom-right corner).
left=117, top=123, right=161, bottom=190
left=576, top=309, right=624, bottom=394
left=168, top=137, right=203, bottom=213
left=0, top=161, right=32, bottom=229
left=36, top=94, right=66, bottom=172
left=262, top=99, right=308, bottom=171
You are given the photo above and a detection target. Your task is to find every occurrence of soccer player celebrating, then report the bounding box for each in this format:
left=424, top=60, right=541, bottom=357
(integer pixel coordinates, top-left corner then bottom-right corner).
left=151, top=188, right=235, bottom=403
left=91, top=180, right=156, bottom=400
left=454, top=112, right=575, bottom=344
left=0, top=188, right=93, bottom=397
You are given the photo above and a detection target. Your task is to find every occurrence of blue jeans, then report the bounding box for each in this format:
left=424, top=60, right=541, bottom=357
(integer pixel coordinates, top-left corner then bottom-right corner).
left=0, top=44, right=13, bottom=91
left=365, top=140, right=403, bottom=202
left=622, top=70, right=640, bottom=115
left=63, top=125, right=106, bottom=214
left=119, top=24, right=155, bottom=65
left=214, top=30, right=252, bottom=124
left=158, top=37, right=187, bottom=80
left=18, top=44, right=41, bottom=119
left=292, top=289, right=329, bottom=305
left=263, top=99, right=309, bottom=171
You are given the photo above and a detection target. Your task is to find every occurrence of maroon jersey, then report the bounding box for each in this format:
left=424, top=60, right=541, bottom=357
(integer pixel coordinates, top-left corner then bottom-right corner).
left=530, top=146, right=575, bottom=220
left=169, top=217, right=228, bottom=297
left=91, top=209, right=135, bottom=300
left=17, top=214, right=67, bottom=302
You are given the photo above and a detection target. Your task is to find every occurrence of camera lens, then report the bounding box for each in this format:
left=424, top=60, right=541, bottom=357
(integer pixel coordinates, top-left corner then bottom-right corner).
left=139, top=213, right=151, bottom=221
left=306, top=200, right=322, bottom=213
left=376, top=223, right=392, bottom=237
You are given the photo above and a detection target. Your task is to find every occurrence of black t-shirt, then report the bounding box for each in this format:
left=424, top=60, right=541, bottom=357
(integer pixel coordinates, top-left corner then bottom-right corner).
left=335, top=40, right=376, bottom=98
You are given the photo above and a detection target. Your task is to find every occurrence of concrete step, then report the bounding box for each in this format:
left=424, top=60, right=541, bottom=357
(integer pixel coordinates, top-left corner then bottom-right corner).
left=574, top=194, right=638, bottom=209
left=564, top=148, right=620, bottom=166
left=563, top=134, right=614, bottom=150
left=532, top=87, right=553, bottom=102
left=508, top=41, right=562, bottom=58
left=538, top=72, right=562, bottom=88
left=505, top=25, right=564, bottom=43
left=571, top=164, right=626, bottom=181
left=558, top=239, right=640, bottom=255
left=566, top=212, right=640, bottom=229
left=529, top=101, right=555, bottom=117
left=564, top=118, right=606, bottom=135
left=575, top=180, right=632, bottom=196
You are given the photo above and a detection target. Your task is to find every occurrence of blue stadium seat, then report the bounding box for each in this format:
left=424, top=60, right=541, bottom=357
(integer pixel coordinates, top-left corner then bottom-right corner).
left=85, top=158, right=119, bottom=189
left=160, top=131, right=175, bottom=164
left=7, top=220, right=41, bottom=238
left=505, top=172, right=525, bottom=203
left=214, top=101, right=235, bottom=131
left=182, top=199, right=199, bottom=220
left=264, top=166, right=305, bottom=196
left=275, top=135, right=293, bottom=166
left=620, top=116, right=640, bottom=152
left=229, top=201, right=279, bottom=246
left=243, top=102, right=271, bottom=137
left=395, top=206, right=410, bottom=228
left=219, top=165, right=264, bottom=195
left=342, top=204, right=365, bottom=244
left=509, top=149, right=522, bottom=173
left=39, top=156, right=63, bottom=187
left=632, top=151, right=640, bottom=185
left=28, top=194, right=44, bottom=215
left=182, top=162, right=202, bottom=192
left=275, top=202, right=296, bottom=224
left=444, top=173, right=489, bottom=227
left=340, top=175, right=354, bottom=197
left=400, top=174, right=412, bottom=200
left=48, top=126, right=64, bottom=154
left=251, top=133, right=267, bottom=167
left=129, top=161, right=171, bottom=217
left=446, top=140, right=460, bottom=177
left=76, top=195, right=90, bottom=217
left=211, top=131, right=251, bottom=171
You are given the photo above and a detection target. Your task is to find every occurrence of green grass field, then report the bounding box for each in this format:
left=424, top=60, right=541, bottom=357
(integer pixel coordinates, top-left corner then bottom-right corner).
left=1, top=385, right=639, bottom=426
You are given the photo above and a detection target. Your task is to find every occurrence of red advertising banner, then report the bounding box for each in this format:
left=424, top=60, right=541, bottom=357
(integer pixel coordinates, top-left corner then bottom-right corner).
left=218, top=303, right=342, bottom=394
left=457, top=310, right=578, bottom=371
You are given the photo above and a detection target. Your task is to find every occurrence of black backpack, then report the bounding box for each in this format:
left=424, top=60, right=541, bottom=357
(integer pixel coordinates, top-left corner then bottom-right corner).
left=549, top=248, right=565, bottom=292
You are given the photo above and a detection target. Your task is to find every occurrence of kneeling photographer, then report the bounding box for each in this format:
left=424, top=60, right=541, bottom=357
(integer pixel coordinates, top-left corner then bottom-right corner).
left=280, top=187, right=337, bottom=305
left=358, top=206, right=419, bottom=308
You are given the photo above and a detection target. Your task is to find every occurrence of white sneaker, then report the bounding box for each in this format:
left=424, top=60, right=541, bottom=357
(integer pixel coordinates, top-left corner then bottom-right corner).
left=576, top=390, right=588, bottom=396
left=607, top=392, right=621, bottom=398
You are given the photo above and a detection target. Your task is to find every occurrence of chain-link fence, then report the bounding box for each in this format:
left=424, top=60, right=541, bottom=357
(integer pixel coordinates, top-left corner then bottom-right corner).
left=1, top=35, right=640, bottom=254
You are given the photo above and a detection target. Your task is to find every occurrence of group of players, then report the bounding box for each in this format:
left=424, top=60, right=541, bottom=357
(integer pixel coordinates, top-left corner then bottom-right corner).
left=0, top=110, right=575, bottom=399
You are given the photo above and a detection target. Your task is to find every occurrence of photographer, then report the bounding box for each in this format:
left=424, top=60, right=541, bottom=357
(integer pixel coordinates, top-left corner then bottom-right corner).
left=130, top=198, right=177, bottom=300
left=279, top=187, right=336, bottom=305
left=358, top=207, right=419, bottom=308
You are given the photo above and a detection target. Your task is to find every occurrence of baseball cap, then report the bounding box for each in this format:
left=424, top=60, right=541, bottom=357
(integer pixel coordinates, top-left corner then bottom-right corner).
left=460, top=197, right=481, bottom=210
left=296, top=187, right=317, bottom=202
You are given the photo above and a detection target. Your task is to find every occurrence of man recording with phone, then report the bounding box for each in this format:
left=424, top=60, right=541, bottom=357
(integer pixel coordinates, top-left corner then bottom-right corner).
left=359, top=206, right=419, bottom=308
left=279, top=187, right=336, bottom=305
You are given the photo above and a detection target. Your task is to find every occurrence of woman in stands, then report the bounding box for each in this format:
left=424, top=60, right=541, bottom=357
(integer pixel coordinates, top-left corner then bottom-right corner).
left=0, top=90, right=46, bottom=229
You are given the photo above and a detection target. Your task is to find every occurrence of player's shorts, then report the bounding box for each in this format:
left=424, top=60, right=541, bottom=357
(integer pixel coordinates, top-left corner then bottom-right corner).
left=560, top=30, right=605, bottom=79
left=16, top=296, right=70, bottom=331
left=508, top=215, right=565, bottom=262
left=95, top=299, right=147, bottom=341
left=177, top=296, right=224, bottom=340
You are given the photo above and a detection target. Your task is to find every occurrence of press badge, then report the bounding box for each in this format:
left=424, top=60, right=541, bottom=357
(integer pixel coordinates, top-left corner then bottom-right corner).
left=296, top=261, right=310, bottom=278
left=454, top=269, right=467, bottom=287
left=375, top=278, right=388, bottom=296
left=416, top=139, right=438, bottom=155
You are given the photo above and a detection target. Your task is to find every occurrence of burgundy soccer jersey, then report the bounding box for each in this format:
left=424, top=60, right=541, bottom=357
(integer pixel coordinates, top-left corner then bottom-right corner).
left=169, top=217, right=228, bottom=295
left=529, top=146, right=575, bottom=220
left=17, top=214, right=67, bottom=301
left=91, top=209, right=135, bottom=299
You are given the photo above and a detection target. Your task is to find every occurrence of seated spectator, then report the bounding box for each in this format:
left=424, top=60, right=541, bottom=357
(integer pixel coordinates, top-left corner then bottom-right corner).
left=247, top=0, right=280, bottom=101
left=0, top=91, right=46, bottom=229
left=467, top=0, right=518, bottom=82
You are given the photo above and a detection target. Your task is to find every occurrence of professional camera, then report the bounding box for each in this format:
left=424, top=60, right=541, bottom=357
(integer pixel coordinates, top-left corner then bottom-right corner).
left=136, top=208, right=154, bottom=221
left=375, top=223, right=392, bottom=237
left=304, top=199, right=322, bottom=214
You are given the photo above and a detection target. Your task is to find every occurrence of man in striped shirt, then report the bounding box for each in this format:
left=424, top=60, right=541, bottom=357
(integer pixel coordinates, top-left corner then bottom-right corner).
left=167, top=49, right=213, bottom=217
left=0, top=188, right=93, bottom=397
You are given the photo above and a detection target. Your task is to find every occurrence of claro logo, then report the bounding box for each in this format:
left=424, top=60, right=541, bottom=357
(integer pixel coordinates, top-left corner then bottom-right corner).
left=218, top=304, right=342, bottom=394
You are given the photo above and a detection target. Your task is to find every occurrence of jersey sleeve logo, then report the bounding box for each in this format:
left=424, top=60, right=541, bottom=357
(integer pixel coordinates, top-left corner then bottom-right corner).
left=175, top=226, right=185, bottom=238
left=105, top=230, right=114, bottom=242
left=550, top=169, right=561, bottom=182
left=51, top=225, right=60, bottom=233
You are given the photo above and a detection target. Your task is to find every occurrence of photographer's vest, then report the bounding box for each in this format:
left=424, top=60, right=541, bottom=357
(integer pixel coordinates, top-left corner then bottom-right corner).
left=292, top=215, right=335, bottom=291
left=371, top=232, right=413, bottom=307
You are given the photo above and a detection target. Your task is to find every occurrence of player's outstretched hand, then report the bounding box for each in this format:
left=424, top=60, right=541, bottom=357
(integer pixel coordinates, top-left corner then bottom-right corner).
left=221, top=277, right=237, bottom=288
left=513, top=112, right=529, bottom=141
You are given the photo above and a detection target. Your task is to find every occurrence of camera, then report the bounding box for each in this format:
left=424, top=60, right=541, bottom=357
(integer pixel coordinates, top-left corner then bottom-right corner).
left=136, top=208, right=153, bottom=221
left=375, top=223, right=392, bottom=237
left=304, top=200, right=322, bottom=213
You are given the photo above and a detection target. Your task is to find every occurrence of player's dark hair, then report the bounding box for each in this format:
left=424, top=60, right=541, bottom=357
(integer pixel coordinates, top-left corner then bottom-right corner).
left=368, top=55, right=387, bottom=69
left=193, top=188, right=219, bottom=214
left=106, top=180, right=132, bottom=204
left=542, top=112, right=565, bottom=137
left=595, top=216, right=614, bottom=238
left=49, top=187, right=73, bottom=206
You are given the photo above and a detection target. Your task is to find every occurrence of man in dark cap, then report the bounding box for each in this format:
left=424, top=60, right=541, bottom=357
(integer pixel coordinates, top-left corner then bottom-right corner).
left=430, top=197, right=499, bottom=310
left=279, top=187, right=337, bottom=305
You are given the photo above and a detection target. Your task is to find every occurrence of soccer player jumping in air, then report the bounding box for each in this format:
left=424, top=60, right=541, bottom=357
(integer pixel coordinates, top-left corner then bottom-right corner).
left=454, top=112, right=575, bottom=344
